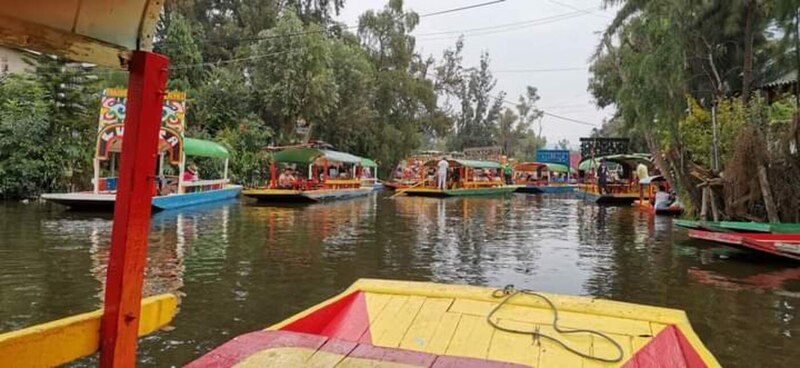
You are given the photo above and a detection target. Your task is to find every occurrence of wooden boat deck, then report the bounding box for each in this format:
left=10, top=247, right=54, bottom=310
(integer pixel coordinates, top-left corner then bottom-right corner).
left=190, top=279, right=719, bottom=368
left=403, top=186, right=518, bottom=197
left=243, top=187, right=373, bottom=203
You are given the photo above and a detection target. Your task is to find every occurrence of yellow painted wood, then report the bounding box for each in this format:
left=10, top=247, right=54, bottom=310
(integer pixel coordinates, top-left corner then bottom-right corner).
left=583, top=334, right=633, bottom=368
left=305, top=349, right=348, bottom=368
left=268, top=279, right=721, bottom=368
left=335, top=356, right=421, bottom=368
left=423, top=312, right=461, bottom=355
left=445, top=314, right=495, bottom=359
left=234, top=347, right=317, bottom=367
left=536, top=325, right=589, bottom=368
left=487, top=319, right=539, bottom=366
left=399, top=297, right=454, bottom=352
left=0, top=294, right=177, bottom=368
left=369, top=296, right=425, bottom=348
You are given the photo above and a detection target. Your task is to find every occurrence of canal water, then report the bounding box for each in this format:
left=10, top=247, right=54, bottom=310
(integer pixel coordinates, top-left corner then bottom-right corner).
left=0, top=193, right=797, bottom=367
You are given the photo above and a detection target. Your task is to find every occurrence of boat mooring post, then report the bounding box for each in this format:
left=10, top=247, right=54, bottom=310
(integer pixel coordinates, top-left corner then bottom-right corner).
left=99, top=51, right=169, bottom=368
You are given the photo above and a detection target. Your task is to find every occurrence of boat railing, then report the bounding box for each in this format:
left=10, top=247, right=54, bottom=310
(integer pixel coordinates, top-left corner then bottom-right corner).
left=180, top=178, right=230, bottom=193
left=579, top=181, right=639, bottom=196
left=462, top=180, right=505, bottom=189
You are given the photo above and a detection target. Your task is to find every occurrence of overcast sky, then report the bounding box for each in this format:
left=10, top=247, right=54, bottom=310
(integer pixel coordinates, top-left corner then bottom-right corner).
left=337, top=0, right=616, bottom=148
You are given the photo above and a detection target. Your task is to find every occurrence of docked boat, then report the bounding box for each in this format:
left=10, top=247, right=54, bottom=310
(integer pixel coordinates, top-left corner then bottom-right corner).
left=675, top=220, right=800, bottom=233
left=359, top=157, right=383, bottom=191
left=576, top=154, right=651, bottom=205
left=242, top=145, right=374, bottom=203
left=385, top=151, right=444, bottom=190
left=633, top=175, right=684, bottom=216
left=687, top=230, right=800, bottom=261
left=513, top=162, right=575, bottom=194
left=188, top=278, right=720, bottom=367
left=41, top=89, right=241, bottom=211
left=401, top=159, right=518, bottom=197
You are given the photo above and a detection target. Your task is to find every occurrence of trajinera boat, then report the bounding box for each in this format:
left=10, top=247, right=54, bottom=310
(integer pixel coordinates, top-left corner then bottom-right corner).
left=676, top=219, right=800, bottom=261
left=41, top=88, right=241, bottom=211
left=633, top=175, right=684, bottom=216
left=401, top=159, right=518, bottom=197
left=242, top=144, right=375, bottom=203
left=385, top=151, right=444, bottom=190
left=188, top=278, right=720, bottom=368
left=576, top=154, right=651, bottom=205
left=513, top=162, right=575, bottom=194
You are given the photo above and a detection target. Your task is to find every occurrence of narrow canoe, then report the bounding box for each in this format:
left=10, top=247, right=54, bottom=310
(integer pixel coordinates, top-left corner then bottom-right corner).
left=575, top=190, right=639, bottom=205
left=41, top=185, right=242, bottom=212
left=515, top=184, right=576, bottom=194
left=688, top=230, right=800, bottom=261
left=633, top=200, right=684, bottom=216
left=676, top=220, right=800, bottom=234
left=243, top=187, right=373, bottom=203
left=188, top=279, right=720, bottom=368
left=403, top=186, right=518, bottom=197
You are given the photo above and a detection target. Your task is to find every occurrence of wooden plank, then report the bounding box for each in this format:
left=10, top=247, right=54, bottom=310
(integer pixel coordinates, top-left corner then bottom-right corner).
left=369, top=296, right=426, bottom=348
left=584, top=334, right=632, bottom=368
left=364, top=293, right=394, bottom=324
left=487, top=319, right=539, bottom=366
left=424, top=312, right=461, bottom=355
left=0, top=294, right=177, bottom=368
left=536, top=325, right=590, bottom=368
left=449, top=298, right=651, bottom=337
left=235, top=347, right=319, bottom=367
left=99, top=51, right=169, bottom=368
left=399, top=298, right=454, bottom=352
left=445, top=314, right=495, bottom=360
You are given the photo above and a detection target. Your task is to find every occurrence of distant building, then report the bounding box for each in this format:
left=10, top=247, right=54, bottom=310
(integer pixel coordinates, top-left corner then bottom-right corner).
left=0, top=46, right=32, bottom=74
left=758, top=70, right=798, bottom=103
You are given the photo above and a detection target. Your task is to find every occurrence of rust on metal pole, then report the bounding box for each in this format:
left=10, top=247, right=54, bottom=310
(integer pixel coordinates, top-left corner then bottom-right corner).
left=100, top=50, right=169, bottom=368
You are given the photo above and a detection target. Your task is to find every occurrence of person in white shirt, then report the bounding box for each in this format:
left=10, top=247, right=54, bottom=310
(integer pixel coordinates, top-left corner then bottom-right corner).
left=654, top=185, right=672, bottom=209
left=437, top=159, right=449, bottom=189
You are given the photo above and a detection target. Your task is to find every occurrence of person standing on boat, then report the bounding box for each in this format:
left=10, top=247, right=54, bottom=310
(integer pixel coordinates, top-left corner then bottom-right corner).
left=503, top=163, right=512, bottom=184
left=597, top=159, right=608, bottom=195
left=437, top=158, right=449, bottom=189
left=654, top=184, right=673, bottom=209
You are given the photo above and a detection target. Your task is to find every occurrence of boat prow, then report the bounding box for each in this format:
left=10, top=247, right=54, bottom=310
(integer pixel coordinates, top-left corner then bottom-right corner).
left=189, top=279, right=719, bottom=368
left=42, top=185, right=242, bottom=211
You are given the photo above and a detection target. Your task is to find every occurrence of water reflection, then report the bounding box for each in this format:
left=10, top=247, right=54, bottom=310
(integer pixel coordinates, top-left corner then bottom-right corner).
left=0, top=194, right=798, bottom=367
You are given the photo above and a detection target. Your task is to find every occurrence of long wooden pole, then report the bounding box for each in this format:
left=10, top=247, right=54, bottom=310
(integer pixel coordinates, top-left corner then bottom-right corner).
left=100, top=51, right=169, bottom=368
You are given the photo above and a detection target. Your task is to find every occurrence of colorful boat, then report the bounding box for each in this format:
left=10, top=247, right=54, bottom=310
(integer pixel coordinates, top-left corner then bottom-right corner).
left=359, top=157, right=383, bottom=191
left=243, top=145, right=374, bottom=203
left=676, top=220, right=800, bottom=234
left=188, top=278, right=720, bottom=367
left=687, top=230, right=800, bottom=261
left=401, top=159, right=518, bottom=197
left=41, top=89, right=241, bottom=211
left=513, top=162, right=575, bottom=194
left=633, top=175, right=684, bottom=216
left=385, top=151, right=444, bottom=190
left=576, top=154, right=651, bottom=205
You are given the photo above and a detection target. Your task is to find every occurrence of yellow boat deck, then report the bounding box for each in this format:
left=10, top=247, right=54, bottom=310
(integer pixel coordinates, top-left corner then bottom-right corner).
left=190, top=279, right=719, bottom=367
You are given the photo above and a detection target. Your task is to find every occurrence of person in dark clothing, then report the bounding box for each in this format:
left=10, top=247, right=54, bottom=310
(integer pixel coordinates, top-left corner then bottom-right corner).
left=597, top=159, right=608, bottom=195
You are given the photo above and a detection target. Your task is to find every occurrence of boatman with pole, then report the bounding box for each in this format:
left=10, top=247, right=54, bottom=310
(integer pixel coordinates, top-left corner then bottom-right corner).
left=437, top=158, right=449, bottom=189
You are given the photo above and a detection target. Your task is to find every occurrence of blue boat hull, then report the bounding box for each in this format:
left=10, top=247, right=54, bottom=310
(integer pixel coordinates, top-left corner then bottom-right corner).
left=151, top=186, right=242, bottom=210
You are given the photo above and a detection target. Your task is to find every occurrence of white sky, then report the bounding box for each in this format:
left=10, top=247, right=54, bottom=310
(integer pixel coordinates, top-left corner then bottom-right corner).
left=337, top=0, right=617, bottom=148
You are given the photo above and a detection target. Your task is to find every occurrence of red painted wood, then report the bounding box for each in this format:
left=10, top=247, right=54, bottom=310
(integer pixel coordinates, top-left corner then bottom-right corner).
left=689, top=230, right=800, bottom=260
left=280, top=291, right=371, bottom=343
left=185, top=330, right=328, bottom=368
left=99, top=51, right=169, bottom=368
left=622, top=325, right=706, bottom=368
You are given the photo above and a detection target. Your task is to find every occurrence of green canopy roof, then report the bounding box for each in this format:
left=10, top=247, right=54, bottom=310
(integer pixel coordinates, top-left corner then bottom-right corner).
left=544, top=163, right=569, bottom=173
left=579, top=154, right=650, bottom=171
left=184, top=138, right=229, bottom=159
left=428, top=159, right=501, bottom=169
left=361, top=157, right=378, bottom=167
left=271, top=147, right=362, bottom=164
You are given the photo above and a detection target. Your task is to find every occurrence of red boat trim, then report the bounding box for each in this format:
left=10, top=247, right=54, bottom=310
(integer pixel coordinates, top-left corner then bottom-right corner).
left=187, top=330, right=528, bottom=367
left=280, top=291, right=372, bottom=343
left=622, top=325, right=706, bottom=368
left=688, top=230, right=800, bottom=261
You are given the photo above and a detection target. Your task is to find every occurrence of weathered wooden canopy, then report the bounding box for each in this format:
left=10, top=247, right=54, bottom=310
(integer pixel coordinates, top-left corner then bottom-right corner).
left=0, top=0, right=163, bottom=68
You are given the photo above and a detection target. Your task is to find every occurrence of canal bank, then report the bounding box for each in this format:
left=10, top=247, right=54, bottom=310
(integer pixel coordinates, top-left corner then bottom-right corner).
left=0, top=194, right=797, bottom=367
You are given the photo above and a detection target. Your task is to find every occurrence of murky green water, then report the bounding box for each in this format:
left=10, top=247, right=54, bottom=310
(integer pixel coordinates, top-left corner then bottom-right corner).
left=1, top=193, right=798, bottom=367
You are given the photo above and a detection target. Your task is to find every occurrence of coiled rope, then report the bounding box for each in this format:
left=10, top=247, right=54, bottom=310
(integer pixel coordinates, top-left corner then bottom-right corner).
left=487, top=285, right=624, bottom=363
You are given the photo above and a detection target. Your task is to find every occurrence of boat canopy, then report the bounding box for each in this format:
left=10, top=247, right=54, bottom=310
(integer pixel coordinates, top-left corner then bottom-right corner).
left=271, top=148, right=363, bottom=165
left=514, top=162, right=569, bottom=173
left=425, top=159, right=501, bottom=169
left=360, top=158, right=378, bottom=168
left=579, top=154, right=650, bottom=171
left=639, top=175, right=665, bottom=185
left=184, top=138, right=229, bottom=159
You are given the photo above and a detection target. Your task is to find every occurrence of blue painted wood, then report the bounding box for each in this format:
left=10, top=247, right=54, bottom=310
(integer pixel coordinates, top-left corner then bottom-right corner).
left=152, top=186, right=242, bottom=210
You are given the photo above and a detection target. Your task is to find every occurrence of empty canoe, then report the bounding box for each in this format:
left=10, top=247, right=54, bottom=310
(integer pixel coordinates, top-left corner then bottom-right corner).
left=688, top=230, right=800, bottom=261
left=188, top=279, right=719, bottom=368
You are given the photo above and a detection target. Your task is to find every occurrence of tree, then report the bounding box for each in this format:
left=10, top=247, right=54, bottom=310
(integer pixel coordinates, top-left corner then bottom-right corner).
left=450, top=52, right=504, bottom=150
left=156, top=12, right=203, bottom=90
left=557, top=139, right=570, bottom=150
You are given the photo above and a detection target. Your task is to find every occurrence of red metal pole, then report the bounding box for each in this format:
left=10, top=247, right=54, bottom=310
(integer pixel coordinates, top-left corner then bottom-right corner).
left=270, top=161, right=277, bottom=188
left=100, top=51, right=169, bottom=368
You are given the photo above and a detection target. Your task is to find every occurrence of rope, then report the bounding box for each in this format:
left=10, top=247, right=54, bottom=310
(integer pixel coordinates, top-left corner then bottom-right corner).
left=486, top=285, right=624, bottom=363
